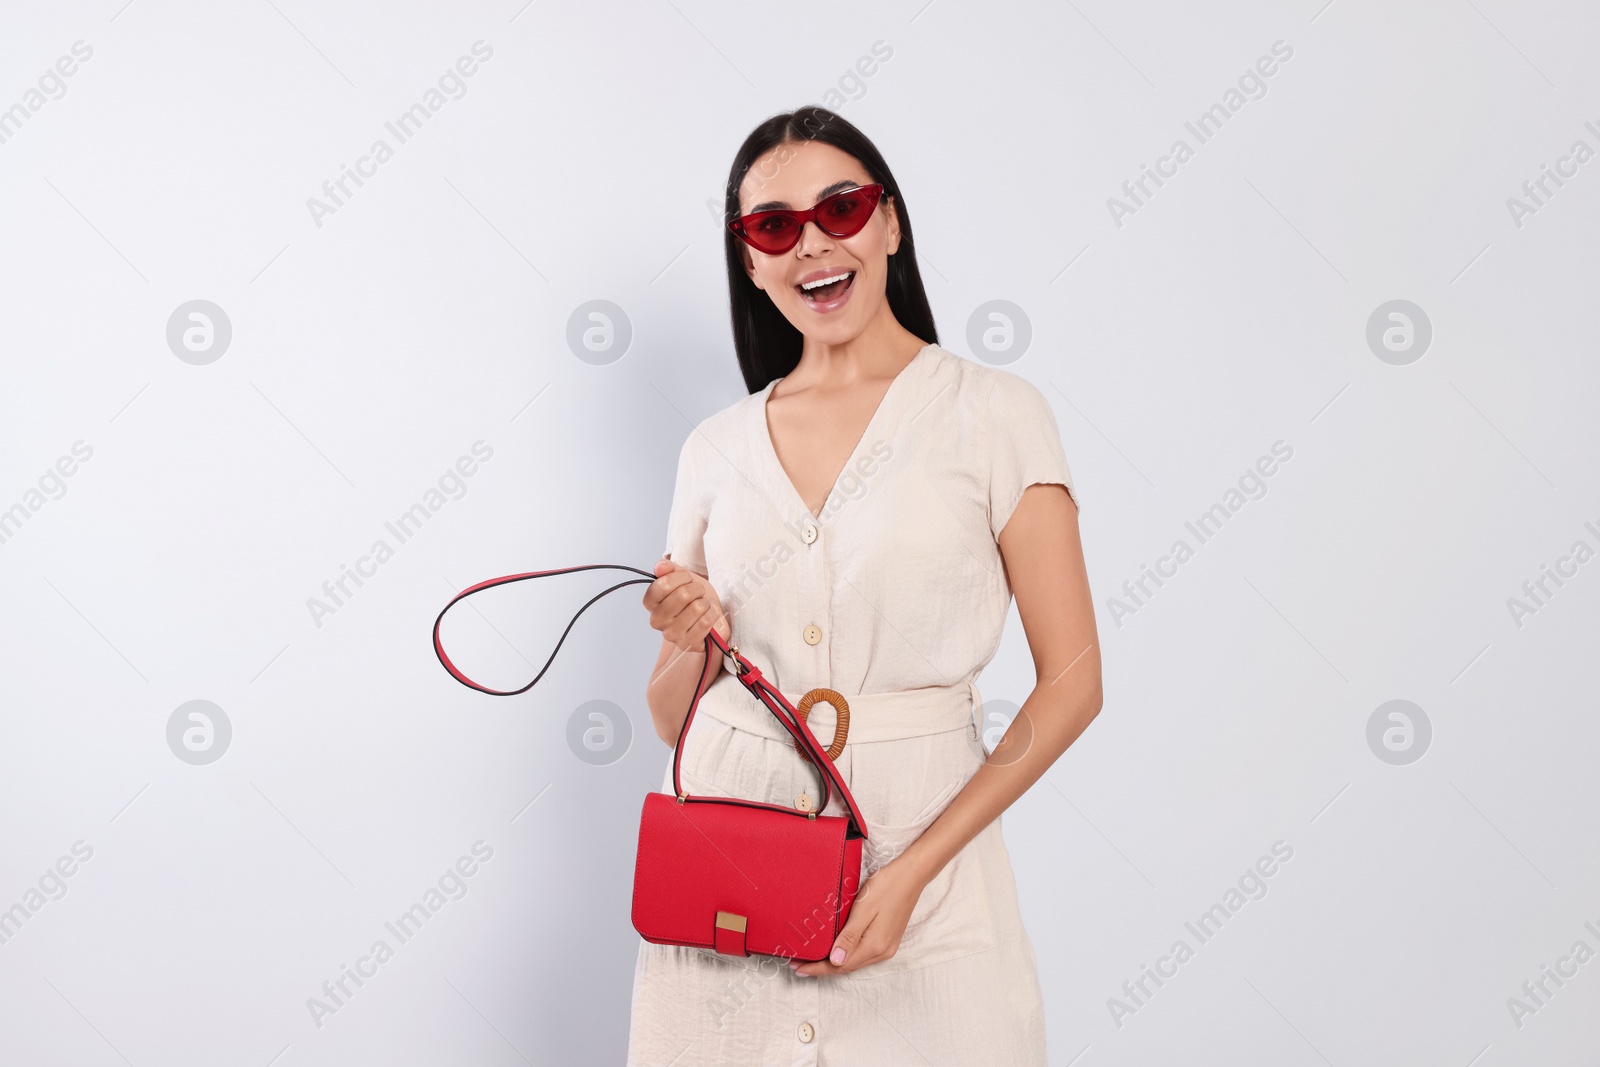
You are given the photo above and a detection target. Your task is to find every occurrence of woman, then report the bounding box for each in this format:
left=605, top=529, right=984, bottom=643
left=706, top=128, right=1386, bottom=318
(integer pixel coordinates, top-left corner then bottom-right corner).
left=633, top=106, right=1101, bottom=1066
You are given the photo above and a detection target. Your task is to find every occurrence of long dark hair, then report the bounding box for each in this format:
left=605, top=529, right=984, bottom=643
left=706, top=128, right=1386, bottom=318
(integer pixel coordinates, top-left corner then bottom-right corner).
left=721, top=106, right=939, bottom=394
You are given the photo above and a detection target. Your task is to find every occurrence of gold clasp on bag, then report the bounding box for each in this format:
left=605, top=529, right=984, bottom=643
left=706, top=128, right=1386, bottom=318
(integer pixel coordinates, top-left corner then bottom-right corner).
left=713, top=910, right=749, bottom=957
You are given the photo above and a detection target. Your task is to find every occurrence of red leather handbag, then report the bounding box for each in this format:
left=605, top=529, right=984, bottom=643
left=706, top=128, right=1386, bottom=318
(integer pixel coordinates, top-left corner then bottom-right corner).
left=432, top=564, right=867, bottom=962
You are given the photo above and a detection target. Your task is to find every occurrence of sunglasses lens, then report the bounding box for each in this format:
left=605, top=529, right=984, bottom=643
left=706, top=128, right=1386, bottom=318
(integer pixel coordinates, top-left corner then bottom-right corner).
left=745, top=215, right=800, bottom=254
left=818, top=186, right=879, bottom=237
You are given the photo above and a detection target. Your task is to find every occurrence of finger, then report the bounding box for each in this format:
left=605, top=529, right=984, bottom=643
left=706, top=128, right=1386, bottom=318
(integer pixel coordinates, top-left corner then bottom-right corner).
left=644, top=570, right=699, bottom=619
left=665, top=598, right=714, bottom=652
left=689, top=592, right=728, bottom=639
left=684, top=607, right=714, bottom=648
left=828, top=910, right=869, bottom=967
left=643, top=559, right=671, bottom=608
left=681, top=599, right=716, bottom=651
left=792, top=945, right=882, bottom=978
left=791, top=959, right=837, bottom=977
left=659, top=575, right=697, bottom=617
left=790, top=947, right=844, bottom=977
left=643, top=567, right=689, bottom=606
left=793, top=908, right=873, bottom=976
left=699, top=595, right=731, bottom=642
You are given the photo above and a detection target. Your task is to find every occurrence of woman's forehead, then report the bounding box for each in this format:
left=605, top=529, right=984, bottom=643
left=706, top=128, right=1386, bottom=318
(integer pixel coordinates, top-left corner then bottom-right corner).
left=739, top=143, right=868, bottom=209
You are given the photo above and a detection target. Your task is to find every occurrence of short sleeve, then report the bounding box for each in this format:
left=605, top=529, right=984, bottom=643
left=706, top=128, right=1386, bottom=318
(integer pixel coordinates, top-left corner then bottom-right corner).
left=986, top=370, right=1078, bottom=539
left=661, top=433, right=709, bottom=577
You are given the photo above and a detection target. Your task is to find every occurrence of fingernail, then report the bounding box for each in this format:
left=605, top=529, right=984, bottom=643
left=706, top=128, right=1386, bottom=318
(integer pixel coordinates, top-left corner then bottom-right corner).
left=829, top=947, right=846, bottom=965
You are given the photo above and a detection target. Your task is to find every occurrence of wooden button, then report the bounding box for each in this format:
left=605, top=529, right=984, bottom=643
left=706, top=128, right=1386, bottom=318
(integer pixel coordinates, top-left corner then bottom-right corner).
left=798, top=1021, right=815, bottom=1043
left=795, top=793, right=814, bottom=812
left=803, top=624, right=822, bottom=645
left=801, top=522, right=818, bottom=544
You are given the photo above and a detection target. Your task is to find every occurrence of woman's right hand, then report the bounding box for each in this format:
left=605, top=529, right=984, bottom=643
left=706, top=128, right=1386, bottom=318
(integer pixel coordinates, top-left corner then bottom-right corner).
left=643, top=557, right=731, bottom=654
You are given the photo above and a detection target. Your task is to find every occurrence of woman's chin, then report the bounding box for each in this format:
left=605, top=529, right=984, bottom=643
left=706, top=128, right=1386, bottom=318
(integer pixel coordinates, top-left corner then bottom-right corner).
left=783, top=309, right=867, bottom=344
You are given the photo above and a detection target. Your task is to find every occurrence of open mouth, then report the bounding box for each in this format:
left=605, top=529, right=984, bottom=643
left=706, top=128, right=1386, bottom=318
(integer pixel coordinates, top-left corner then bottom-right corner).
left=797, top=271, right=856, bottom=306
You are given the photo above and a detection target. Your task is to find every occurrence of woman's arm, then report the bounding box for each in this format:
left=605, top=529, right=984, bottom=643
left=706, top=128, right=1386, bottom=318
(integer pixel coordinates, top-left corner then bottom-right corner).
left=643, top=558, right=733, bottom=747
left=794, top=482, right=1100, bottom=975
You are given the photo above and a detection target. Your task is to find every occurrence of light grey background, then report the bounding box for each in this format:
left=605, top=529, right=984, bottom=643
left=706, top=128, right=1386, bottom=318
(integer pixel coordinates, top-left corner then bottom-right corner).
left=1, top=0, right=1596, bottom=1064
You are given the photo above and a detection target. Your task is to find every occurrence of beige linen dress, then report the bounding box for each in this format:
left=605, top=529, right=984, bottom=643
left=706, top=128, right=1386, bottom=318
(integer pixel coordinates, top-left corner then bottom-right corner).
left=627, top=342, right=1078, bottom=1067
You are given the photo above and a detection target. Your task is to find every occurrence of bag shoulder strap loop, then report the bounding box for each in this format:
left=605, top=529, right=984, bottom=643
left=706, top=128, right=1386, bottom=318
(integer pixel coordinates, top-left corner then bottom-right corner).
left=433, top=564, right=868, bottom=839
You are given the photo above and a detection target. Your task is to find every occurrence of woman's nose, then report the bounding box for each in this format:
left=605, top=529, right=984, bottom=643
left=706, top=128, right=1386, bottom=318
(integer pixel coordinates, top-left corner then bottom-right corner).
left=794, top=218, right=834, bottom=255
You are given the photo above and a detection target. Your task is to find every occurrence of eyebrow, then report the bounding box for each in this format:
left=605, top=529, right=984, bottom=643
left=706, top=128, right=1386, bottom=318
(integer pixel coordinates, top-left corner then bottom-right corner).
left=748, top=179, right=863, bottom=214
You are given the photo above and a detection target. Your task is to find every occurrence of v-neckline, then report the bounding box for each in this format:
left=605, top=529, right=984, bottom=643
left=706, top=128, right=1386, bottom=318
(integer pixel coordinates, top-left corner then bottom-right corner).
left=755, top=343, right=935, bottom=523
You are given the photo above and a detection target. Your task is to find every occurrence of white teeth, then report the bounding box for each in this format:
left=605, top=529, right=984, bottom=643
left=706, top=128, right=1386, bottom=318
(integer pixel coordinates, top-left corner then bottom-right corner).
left=800, top=272, right=853, bottom=292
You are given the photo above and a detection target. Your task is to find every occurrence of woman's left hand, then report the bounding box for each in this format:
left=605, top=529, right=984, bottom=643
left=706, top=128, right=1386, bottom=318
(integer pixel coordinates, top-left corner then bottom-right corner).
left=791, top=858, right=929, bottom=977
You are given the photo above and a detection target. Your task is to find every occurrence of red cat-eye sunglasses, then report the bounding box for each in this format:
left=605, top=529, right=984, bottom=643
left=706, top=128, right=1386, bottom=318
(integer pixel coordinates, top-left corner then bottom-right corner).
left=727, top=183, right=886, bottom=255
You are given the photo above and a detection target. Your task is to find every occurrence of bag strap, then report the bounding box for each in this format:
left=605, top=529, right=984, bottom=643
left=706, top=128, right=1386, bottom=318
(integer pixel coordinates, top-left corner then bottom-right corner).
left=693, top=624, right=867, bottom=835
left=432, top=564, right=868, bottom=838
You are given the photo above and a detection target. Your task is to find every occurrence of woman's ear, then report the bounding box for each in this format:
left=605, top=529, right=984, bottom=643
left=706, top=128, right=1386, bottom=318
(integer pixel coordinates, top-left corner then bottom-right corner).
left=742, top=245, right=764, bottom=290
left=883, top=194, right=902, bottom=256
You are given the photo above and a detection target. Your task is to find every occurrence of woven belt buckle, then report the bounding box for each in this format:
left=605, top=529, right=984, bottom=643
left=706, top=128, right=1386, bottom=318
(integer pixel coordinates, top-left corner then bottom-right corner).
left=793, top=687, right=850, bottom=763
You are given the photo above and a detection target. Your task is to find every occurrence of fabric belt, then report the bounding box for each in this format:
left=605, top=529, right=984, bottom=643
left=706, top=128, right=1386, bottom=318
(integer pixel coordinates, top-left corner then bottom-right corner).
left=696, top=671, right=981, bottom=746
